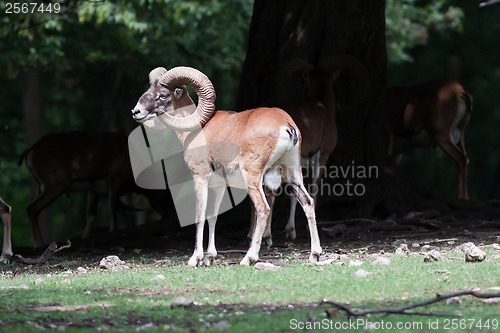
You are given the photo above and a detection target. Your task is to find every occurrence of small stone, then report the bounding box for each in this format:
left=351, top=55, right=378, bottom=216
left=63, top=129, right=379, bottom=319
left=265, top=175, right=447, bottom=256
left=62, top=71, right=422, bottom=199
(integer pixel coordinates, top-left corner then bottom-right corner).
left=355, top=269, right=371, bottom=277
left=151, top=274, right=166, bottom=281
left=492, top=243, right=500, bottom=250
left=171, top=296, right=194, bottom=309
left=61, top=278, right=71, bottom=284
left=395, top=244, right=411, bottom=255
left=433, top=269, right=450, bottom=275
left=76, top=267, right=88, bottom=274
left=349, top=260, right=363, bottom=267
left=421, top=245, right=432, bottom=252
left=136, top=323, right=155, bottom=331
left=462, top=242, right=486, bottom=262
left=372, top=257, right=391, bottom=265
left=423, top=250, right=442, bottom=262
left=254, top=262, right=281, bottom=270
left=315, top=258, right=336, bottom=266
left=99, top=255, right=126, bottom=270
left=446, top=297, right=461, bottom=305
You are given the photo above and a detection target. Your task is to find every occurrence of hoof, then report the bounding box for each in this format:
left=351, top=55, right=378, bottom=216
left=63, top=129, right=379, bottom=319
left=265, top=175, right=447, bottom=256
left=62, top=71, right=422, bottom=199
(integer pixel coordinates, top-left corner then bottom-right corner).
left=309, top=252, right=321, bottom=264
left=263, top=236, right=273, bottom=248
left=0, top=254, right=12, bottom=264
left=188, top=255, right=202, bottom=268
left=203, top=256, right=216, bottom=266
left=240, top=257, right=251, bottom=266
left=240, top=254, right=258, bottom=266
left=285, top=229, right=296, bottom=240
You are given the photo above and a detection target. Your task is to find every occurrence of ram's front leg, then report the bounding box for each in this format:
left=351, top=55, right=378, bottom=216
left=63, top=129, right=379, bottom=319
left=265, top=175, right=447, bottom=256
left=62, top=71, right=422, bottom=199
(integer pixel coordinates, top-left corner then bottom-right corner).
left=188, top=177, right=209, bottom=267
left=204, top=187, right=225, bottom=266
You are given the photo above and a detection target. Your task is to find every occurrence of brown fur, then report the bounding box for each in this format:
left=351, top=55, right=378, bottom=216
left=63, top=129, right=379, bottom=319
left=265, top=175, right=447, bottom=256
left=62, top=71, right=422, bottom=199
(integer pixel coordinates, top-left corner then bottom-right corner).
left=387, top=78, right=472, bottom=199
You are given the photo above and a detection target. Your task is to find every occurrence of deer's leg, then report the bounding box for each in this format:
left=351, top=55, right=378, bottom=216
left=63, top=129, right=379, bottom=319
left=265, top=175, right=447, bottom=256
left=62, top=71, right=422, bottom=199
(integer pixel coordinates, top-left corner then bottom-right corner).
left=262, top=187, right=275, bottom=248
left=107, top=183, right=122, bottom=233
left=292, top=182, right=322, bottom=262
left=284, top=163, right=322, bottom=263
left=204, top=187, right=225, bottom=266
left=248, top=203, right=255, bottom=241
left=0, top=197, right=12, bottom=263
left=188, top=177, right=209, bottom=267
left=456, top=113, right=470, bottom=198
left=27, top=186, right=64, bottom=247
left=285, top=197, right=298, bottom=240
left=82, top=190, right=99, bottom=239
left=436, top=134, right=469, bottom=200
left=285, top=153, right=320, bottom=240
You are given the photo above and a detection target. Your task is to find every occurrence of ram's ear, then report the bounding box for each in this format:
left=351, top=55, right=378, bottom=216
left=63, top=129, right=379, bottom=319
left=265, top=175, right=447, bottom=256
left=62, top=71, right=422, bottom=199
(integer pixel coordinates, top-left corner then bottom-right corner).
left=149, top=67, right=168, bottom=85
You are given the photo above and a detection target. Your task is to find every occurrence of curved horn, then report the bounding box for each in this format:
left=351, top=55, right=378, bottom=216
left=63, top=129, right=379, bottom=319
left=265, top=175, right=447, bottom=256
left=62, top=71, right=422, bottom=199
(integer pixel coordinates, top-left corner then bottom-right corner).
left=158, top=67, right=216, bottom=131
left=149, top=67, right=167, bottom=85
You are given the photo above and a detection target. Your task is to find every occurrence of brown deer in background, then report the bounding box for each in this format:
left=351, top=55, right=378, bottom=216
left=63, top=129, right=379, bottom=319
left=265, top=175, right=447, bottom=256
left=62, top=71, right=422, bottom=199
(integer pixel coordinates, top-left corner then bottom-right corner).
left=18, top=131, right=168, bottom=247
left=386, top=78, right=472, bottom=199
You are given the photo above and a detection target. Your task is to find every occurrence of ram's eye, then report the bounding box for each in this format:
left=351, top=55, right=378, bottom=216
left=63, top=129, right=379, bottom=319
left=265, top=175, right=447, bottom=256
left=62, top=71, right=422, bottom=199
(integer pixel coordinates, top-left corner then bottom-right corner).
left=159, top=94, right=168, bottom=100
left=173, top=88, right=183, bottom=99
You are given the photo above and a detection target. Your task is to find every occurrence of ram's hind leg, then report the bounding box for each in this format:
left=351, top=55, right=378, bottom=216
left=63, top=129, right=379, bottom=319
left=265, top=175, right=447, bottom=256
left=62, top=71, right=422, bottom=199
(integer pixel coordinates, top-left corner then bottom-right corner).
left=283, top=159, right=322, bottom=263
left=241, top=186, right=271, bottom=266
left=248, top=188, right=274, bottom=248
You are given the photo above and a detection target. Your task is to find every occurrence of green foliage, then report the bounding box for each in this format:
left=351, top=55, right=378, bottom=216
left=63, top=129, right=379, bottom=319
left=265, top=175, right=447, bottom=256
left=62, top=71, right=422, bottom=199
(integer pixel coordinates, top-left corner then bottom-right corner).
left=0, top=0, right=254, bottom=246
left=386, top=0, right=464, bottom=64
left=388, top=0, right=500, bottom=200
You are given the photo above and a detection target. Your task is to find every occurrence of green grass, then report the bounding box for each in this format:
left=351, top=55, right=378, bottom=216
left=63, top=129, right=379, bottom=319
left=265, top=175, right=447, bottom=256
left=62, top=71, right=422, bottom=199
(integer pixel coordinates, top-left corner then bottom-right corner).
left=0, top=247, right=499, bottom=332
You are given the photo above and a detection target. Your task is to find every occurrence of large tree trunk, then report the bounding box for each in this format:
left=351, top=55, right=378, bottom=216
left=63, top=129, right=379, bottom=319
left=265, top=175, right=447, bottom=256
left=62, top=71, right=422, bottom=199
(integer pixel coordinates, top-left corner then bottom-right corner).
left=22, top=68, right=44, bottom=146
left=237, top=1, right=394, bottom=217
left=22, top=68, right=51, bottom=245
left=236, top=0, right=483, bottom=222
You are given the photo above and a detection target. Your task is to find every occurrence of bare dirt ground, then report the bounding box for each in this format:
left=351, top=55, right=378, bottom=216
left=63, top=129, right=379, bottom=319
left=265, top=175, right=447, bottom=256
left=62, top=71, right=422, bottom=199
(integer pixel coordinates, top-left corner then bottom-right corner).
left=5, top=205, right=500, bottom=274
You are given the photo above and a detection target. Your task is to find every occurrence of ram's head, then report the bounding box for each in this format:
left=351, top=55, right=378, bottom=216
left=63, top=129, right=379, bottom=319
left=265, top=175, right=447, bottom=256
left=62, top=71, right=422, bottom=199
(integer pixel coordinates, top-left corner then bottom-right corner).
left=132, top=67, right=216, bottom=132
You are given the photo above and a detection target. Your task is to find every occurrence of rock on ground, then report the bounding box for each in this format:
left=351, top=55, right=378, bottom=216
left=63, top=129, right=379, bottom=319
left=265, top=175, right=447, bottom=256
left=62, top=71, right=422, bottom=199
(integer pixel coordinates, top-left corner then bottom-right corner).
left=423, top=250, right=442, bottom=262
left=462, top=242, right=486, bottom=262
left=99, top=255, right=126, bottom=270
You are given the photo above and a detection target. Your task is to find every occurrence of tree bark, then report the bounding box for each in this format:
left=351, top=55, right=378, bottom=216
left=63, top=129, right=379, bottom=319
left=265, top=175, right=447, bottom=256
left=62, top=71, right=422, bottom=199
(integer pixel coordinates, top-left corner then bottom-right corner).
left=22, top=68, right=51, bottom=245
left=22, top=68, right=44, bottom=146
left=236, top=0, right=496, bottom=223
left=237, top=1, right=393, bottom=216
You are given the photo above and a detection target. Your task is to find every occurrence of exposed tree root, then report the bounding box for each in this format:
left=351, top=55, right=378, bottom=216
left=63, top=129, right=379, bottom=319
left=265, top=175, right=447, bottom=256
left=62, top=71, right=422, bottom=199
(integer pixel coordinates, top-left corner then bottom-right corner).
left=15, top=240, right=71, bottom=264
left=309, top=290, right=500, bottom=320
